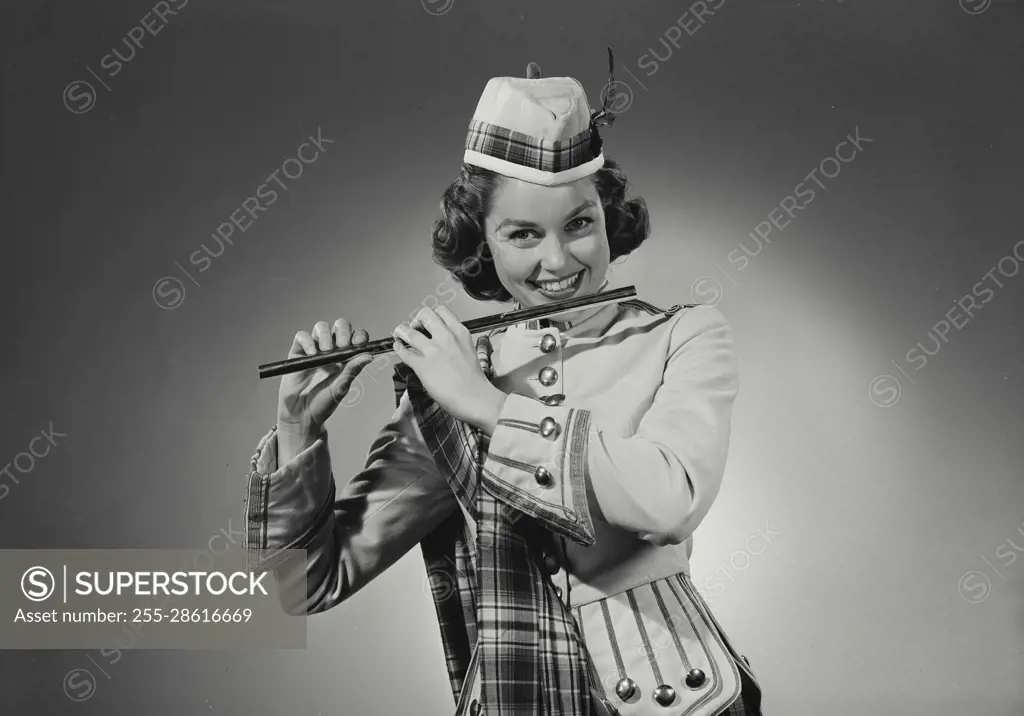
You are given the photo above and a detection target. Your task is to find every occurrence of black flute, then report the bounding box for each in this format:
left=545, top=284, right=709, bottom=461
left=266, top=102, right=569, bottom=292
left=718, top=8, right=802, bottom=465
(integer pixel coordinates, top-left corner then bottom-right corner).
left=257, top=285, right=637, bottom=379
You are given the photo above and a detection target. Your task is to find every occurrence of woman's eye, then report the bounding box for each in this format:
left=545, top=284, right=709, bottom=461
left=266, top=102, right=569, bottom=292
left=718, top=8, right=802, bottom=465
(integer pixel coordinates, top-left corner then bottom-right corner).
left=508, top=230, right=538, bottom=242
left=566, top=216, right=594, bottom=232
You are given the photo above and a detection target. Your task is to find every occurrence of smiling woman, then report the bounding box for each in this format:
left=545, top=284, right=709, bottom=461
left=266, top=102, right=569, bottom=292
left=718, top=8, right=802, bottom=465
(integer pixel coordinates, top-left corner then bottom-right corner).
left=431, top=160, right=650, bottom=316
left=244, top=51, right=762, bottom=716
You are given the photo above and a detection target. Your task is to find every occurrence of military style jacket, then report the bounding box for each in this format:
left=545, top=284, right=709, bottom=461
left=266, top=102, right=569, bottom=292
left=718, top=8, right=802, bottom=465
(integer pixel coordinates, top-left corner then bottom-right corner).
left=245, top=299, right=762, bottom=715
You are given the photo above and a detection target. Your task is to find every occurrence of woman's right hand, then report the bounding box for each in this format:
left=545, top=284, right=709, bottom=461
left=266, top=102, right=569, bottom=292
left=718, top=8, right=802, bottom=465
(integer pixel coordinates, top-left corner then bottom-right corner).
left=276, top=318, right=375, bottom=450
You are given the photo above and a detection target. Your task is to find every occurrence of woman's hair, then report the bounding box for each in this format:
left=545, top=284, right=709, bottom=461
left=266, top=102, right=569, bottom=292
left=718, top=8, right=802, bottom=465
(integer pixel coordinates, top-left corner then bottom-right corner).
left=430, top=158, right=651, bottom=302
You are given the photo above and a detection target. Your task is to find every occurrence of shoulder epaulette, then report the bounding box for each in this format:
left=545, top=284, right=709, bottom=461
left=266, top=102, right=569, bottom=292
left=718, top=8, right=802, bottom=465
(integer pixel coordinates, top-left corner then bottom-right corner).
left=620, top=299, right=694, bottom=316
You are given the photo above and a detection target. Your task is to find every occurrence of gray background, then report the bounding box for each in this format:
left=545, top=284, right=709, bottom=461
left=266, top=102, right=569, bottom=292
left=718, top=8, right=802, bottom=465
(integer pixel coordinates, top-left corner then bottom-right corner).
left=2, top=0, right=1023, bottom=714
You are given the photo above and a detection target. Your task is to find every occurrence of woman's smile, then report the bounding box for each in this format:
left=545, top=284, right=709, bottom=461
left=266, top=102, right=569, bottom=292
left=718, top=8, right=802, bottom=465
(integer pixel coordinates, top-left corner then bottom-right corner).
left=530, top=269, right=586, bottom=299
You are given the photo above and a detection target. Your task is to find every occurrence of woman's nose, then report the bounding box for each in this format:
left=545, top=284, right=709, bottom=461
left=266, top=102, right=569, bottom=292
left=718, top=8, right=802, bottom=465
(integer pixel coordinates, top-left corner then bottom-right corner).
left=538, top=235, right=569, bottom=271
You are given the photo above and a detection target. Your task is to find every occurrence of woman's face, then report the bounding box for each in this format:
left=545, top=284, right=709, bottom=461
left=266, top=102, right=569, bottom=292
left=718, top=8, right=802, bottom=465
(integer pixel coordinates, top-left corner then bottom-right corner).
left=483, top=175, right=610, bottom=311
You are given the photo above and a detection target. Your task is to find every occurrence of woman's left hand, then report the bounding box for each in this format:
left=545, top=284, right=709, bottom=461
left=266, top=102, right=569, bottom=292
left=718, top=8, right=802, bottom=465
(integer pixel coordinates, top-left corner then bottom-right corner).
left=392, top=306, right=507, bottom=435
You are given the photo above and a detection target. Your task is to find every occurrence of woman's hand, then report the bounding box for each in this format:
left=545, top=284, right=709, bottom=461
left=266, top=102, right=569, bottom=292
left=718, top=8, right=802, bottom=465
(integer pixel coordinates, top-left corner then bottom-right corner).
left=392, top=306, right=507, bottom=435
left=276, top=318, right=375, bottom=458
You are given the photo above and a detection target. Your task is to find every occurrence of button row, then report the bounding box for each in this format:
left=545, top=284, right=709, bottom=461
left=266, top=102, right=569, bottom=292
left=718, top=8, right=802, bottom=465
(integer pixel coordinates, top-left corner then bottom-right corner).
left=464, top=664, right=704, bottom=712
left=614, top=668, right=707, bottom=706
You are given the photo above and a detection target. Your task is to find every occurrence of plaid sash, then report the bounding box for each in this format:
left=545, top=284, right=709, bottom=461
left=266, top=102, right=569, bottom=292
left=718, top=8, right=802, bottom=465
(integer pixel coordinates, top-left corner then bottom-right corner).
left=391, top=336, right=602, bottom=715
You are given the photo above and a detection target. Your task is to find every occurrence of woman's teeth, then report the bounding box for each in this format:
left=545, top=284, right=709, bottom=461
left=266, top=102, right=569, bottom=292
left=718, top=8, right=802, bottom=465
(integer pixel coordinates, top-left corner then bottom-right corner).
left=536, top=272, right=582, bottom=292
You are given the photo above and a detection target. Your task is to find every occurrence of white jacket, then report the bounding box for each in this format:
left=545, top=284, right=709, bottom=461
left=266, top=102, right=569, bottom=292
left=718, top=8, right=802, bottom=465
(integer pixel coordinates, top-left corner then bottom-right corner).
left=245, top=299, right=762, bottom=715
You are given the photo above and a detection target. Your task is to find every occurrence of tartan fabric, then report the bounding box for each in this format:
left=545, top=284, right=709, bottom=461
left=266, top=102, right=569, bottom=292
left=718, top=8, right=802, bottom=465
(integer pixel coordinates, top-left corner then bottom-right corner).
left=464, top=47, right=621, bottom=178
left=465, top=119, right=599, bottom=174
left=392, top=338, right=600, bottom=715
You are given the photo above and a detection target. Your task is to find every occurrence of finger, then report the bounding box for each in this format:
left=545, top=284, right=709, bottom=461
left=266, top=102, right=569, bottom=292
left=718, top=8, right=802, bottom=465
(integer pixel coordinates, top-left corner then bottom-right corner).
left=410, top=307, right=447, bottom=340
left=332, top=318, right=353, bottom=348
left=391, top=337, right=418, bottom=366
left=327, top=353, right=375, bottom=407
left=393, top=323, right=429, bottom=354
left=435, top=306, right=468, bottom=335
left=289, top=330, right=317, bottom=358
left=339, top=350, right=374, bottom=382
left=327, top=371, right=364, bottom=411
left=351, top=326, right=370, bottom=345
left=312, top=321, right=332, bottom=351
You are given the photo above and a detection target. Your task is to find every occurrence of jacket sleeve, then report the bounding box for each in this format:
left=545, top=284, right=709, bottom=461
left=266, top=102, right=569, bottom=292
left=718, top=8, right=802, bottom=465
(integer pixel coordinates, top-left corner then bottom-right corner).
left=479, top=306, right=738, bottom=547
left=244, top=390, right=460, bottom=615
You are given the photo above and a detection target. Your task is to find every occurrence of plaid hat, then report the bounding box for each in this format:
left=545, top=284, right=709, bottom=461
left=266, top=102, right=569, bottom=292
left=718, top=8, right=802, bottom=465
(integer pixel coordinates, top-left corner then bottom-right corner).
left=463, top=48, right=618, bottom=186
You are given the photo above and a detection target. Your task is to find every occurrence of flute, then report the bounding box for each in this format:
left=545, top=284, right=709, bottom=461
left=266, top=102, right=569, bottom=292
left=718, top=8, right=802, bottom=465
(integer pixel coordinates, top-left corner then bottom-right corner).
left=258, top=285, right=637, bottom=379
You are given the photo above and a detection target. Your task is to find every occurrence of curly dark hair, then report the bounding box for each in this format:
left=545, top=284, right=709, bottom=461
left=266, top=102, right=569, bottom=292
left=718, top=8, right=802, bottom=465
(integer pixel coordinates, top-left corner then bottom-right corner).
left=430, top=159, right=651, bottom=302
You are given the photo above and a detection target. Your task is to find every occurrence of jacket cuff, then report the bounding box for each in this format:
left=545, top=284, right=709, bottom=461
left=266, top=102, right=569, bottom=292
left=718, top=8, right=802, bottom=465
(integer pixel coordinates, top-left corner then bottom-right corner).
left=480, top=393, right=596, bottom=545
left=245, top=426, right=334, bottom=570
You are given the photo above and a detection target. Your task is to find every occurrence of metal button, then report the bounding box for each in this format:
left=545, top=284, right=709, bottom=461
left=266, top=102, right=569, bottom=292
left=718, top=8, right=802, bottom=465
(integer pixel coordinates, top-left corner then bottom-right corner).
left=653, top=684, right=676, bottom=706
left=538, top=366, right=558, bottom=386
left=554, top=585, right=563, bottom=599
left=685, top=668, right=706, bottom=688
left=540, top=393, right=565, bottom=406
left=539, top=333, right=557, bottom=353
left=469, top=698, right=482, bottom=716
left=615, top=677, right=637, bottom=700
left=534, top=466, right=553, bottom=487
left=539, top=416, right=559, bottom=439
left=543, top=554, right=560, bottom=574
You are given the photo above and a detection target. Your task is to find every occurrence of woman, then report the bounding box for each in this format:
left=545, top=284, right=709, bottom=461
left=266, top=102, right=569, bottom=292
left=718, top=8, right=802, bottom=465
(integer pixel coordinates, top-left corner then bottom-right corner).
left=244, top=53, right=763, bottom=716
